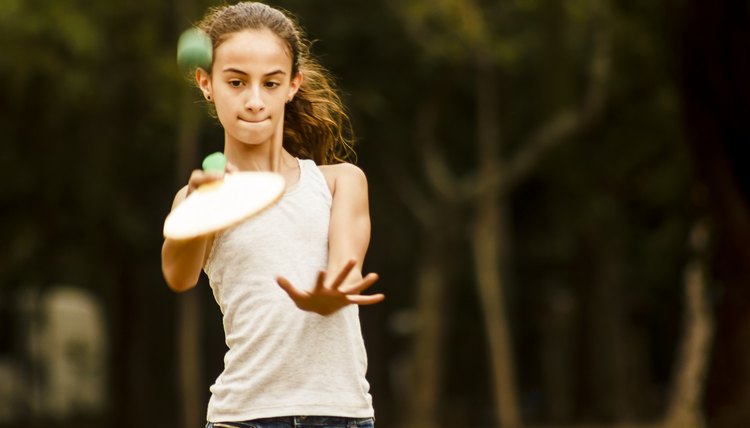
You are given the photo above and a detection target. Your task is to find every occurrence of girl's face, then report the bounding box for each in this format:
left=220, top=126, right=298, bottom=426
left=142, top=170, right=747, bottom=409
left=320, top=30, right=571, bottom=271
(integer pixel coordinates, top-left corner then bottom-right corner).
left=197, top=29, right=301, bottom=148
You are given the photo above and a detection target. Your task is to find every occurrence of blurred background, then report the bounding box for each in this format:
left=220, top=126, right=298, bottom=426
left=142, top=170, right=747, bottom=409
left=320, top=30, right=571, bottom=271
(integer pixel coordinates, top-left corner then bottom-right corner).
left=1, top=0, right=749, bottom=427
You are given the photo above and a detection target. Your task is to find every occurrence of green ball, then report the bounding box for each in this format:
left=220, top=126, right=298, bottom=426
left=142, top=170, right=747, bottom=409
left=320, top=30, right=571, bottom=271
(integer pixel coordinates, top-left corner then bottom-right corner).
left=177, top=28, right=212, bottom=72
left=202, top=152, right=226, bottom=173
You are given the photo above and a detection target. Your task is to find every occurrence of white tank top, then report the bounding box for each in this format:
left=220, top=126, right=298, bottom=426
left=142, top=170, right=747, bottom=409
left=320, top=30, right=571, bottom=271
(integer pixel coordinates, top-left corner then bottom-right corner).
left=203, top=158, right=374, bottom=422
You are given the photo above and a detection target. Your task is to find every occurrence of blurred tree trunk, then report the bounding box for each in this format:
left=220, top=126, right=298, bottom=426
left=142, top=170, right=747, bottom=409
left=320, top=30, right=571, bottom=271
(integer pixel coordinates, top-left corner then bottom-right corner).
left=174, top=1, right=204, bottom=427
left=388, top=102, right=458, bottom=428
left=582, top=230, right=628, bottom=421
left=472, top=54, right=522, bottom=428
left=579, top=219, right=652, bottom=422
left=175, top=92, right=204, bottom=428
left=406, top=239, right=450, bottom=428
left=660, top=222, right=712, bottom=428
left=538, top=280, right=577, bottom=423
left=678, top=0, right=750, bottom=425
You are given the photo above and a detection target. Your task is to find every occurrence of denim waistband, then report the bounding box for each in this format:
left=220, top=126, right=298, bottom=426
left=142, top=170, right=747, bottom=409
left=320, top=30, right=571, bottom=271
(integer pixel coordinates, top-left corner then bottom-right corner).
left=206, top=415, right=374, bottom=428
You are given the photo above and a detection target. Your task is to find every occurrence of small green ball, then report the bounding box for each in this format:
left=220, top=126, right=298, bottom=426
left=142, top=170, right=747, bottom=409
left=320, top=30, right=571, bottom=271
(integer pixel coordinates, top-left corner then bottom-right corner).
left=202, top=152, right=226, bottom=173
left=177, top=28, right=212, bottom=72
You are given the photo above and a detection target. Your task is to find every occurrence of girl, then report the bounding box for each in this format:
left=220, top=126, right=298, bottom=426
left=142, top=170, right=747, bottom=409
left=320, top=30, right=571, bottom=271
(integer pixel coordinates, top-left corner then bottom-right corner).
left=160, top=2, right=384, bottom=427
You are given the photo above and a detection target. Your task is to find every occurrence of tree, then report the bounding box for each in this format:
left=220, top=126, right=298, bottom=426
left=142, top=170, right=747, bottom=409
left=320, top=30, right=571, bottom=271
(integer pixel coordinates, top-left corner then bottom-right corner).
left=678, top=0, right=750, bottom=426
left=387, top=0, right=611, bottom=426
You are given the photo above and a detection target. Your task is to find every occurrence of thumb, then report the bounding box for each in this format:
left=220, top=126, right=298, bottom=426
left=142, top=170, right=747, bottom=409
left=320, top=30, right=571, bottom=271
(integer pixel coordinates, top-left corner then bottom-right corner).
left=276, top=276, right=305, bottom=300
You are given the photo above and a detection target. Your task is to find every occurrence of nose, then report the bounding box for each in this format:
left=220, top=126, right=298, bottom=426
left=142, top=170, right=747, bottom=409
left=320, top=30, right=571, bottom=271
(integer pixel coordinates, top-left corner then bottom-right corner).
left=244, top=86, right=265, bottom=113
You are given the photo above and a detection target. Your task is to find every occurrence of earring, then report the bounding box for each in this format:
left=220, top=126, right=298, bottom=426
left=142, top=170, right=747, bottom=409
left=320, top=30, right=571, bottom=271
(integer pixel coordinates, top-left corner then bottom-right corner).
left=206, top=95, right=212, bottom=101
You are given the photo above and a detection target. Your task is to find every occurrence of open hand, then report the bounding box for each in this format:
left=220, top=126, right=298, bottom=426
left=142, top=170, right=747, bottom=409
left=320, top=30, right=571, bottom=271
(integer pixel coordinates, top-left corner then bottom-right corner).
left=276, top=259, right=383, bottom=316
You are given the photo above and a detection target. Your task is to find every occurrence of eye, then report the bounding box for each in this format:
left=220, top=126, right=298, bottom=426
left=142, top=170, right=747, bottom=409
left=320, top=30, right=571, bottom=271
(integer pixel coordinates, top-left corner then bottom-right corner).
left=264, top=81, right=281, bottom=89
left=228, top=79, right=244, bottom=88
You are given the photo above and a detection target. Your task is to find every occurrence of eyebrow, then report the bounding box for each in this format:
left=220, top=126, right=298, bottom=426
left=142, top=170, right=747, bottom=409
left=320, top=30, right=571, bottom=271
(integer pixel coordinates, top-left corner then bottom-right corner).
left=222, top=67, right=287, bottom=77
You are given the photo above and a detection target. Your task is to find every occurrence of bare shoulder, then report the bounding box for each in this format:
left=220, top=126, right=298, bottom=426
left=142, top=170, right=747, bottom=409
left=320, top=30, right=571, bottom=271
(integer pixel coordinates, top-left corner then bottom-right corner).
left=318, top=162, right=368, bottom=195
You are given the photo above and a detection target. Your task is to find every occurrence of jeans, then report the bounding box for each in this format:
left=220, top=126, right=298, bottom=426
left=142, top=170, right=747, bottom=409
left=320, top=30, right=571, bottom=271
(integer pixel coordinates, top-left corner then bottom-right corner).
left=206, top=416, right=375, bottom=428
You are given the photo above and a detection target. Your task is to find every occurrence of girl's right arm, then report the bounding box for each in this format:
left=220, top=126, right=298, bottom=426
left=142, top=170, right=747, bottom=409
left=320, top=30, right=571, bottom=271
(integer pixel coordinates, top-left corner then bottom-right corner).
left=160, top=170, right=221, bottom=292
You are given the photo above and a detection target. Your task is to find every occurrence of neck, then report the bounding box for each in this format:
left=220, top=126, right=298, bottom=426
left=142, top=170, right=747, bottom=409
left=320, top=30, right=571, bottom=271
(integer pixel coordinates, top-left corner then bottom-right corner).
left=223, top=134, right=299, bottom=185
left=222, top=113, right=294, bottom=172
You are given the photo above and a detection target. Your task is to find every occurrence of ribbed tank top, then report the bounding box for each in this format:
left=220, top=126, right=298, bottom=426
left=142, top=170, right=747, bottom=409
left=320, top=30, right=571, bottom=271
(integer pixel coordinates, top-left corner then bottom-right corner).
left=203, top=158, right=374, bottom=422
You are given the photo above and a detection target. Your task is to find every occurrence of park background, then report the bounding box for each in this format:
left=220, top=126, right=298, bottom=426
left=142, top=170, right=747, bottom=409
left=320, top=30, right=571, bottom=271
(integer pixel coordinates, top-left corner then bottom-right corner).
left=1, top=0, right=749, bottom=427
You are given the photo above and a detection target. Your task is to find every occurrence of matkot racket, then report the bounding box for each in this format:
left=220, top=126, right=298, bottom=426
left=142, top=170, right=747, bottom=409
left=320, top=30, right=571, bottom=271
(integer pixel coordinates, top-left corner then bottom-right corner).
left=163, top=152, right=285, bottom=240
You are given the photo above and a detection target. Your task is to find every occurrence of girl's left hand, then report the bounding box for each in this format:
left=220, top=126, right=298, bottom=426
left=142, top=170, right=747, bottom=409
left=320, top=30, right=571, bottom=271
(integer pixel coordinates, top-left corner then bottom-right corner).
left=276, top=259, right=383, bottom=316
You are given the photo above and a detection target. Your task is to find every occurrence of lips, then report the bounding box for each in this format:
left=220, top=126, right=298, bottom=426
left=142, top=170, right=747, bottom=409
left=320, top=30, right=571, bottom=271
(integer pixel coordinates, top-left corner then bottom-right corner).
left=239, top=116, right=268, bottom=124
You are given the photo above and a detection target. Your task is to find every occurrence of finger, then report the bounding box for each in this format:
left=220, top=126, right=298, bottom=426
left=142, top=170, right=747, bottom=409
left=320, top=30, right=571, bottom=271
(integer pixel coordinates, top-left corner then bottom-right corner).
left=276, top=276, right=307, bottom=301
left=188, top=169, right=223, bottom=193
left=189, top=169, right=222, bottom=185
left=313, top=270, right=326, bottom=293
left=187, top=169, right=203, bottom=194
left=346, top=293, right=385, bottom=306
left=339, top=273, right=379, bottom=295
left=329, top=259, right=357, bottom=290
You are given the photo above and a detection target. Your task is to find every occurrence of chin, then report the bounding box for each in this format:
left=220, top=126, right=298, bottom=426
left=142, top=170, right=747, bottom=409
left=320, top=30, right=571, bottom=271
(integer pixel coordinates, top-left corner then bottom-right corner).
left=235, top=131, right=274, bottom=146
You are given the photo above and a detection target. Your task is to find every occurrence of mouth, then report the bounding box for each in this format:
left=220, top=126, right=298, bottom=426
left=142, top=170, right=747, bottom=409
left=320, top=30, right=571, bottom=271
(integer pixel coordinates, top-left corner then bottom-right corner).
left=239, top=117, right=268, bottom=124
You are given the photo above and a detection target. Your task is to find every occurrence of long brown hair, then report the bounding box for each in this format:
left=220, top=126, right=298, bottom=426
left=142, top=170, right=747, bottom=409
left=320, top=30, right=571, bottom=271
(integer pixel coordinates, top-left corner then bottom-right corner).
left=197, top=2, right=355, bottom=164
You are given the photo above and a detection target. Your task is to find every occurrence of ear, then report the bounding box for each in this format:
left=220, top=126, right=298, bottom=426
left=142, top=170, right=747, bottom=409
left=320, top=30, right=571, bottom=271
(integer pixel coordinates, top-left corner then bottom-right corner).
left=195, top=67, right=212, bottom=101
left=287, top=71, right=303, bottom=101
